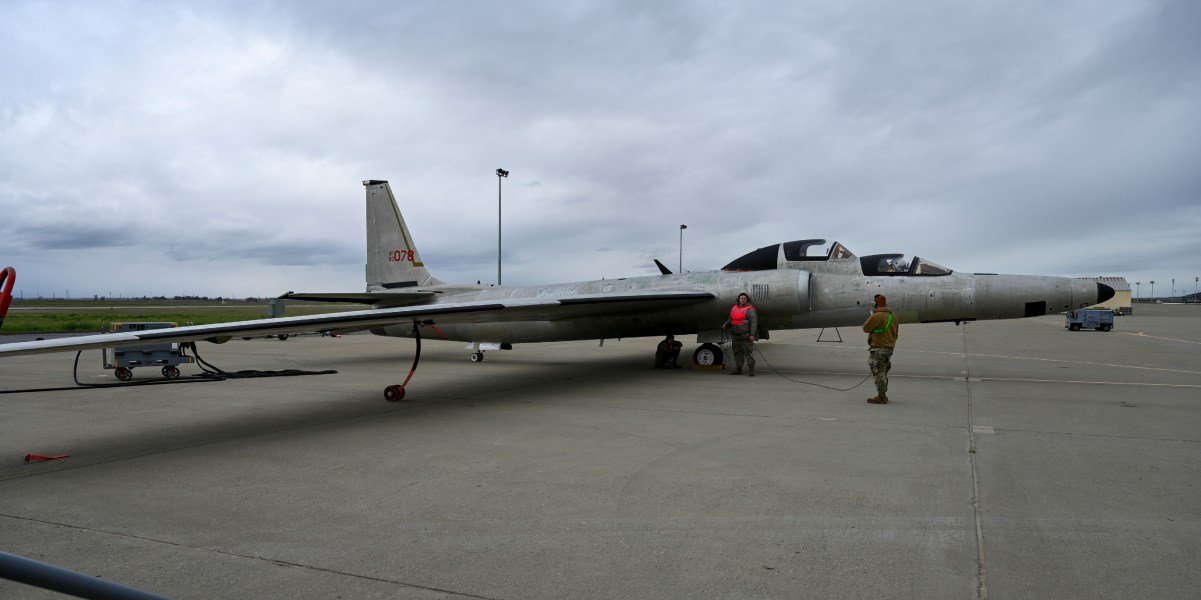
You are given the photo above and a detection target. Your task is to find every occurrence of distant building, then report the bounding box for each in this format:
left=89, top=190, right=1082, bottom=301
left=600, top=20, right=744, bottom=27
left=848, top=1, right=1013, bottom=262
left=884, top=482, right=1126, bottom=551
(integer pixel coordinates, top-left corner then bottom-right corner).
left=1078, top=276, right=1132, bottom=315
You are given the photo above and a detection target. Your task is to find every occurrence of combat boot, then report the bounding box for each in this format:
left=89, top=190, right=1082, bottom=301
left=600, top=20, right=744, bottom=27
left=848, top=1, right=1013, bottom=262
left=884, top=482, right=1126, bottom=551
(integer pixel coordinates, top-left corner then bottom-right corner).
left=729, top=368, right=743, bottom=375
left=867, top=394, right=888, bottom=404
left=748, top=367, right=756, bottom=377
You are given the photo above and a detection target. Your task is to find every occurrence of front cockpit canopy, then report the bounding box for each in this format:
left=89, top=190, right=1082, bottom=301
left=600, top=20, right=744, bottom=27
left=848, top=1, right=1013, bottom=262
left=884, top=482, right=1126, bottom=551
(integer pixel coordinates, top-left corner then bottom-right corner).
left=721, top=239, right=855, bottom=271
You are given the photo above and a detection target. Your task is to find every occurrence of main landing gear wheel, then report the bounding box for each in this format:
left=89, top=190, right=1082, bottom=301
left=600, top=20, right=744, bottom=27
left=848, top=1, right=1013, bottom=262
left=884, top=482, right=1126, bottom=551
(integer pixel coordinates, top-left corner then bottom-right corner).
left=162, top=365, right=180, bottom=379
left=470, top=352, right=484, bottom=362
left=115, top=367, right=133, bottom=381
left=693, top=343, right=723, bottom=366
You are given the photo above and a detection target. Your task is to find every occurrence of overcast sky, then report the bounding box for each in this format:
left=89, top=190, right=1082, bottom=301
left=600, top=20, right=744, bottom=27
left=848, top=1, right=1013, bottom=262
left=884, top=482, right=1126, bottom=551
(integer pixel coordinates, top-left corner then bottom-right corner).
left=2, top=0, right=1199, bottom=300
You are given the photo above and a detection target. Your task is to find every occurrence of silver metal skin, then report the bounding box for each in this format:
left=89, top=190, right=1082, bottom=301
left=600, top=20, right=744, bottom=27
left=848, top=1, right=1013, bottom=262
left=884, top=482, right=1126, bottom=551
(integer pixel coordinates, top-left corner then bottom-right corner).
left=0, top=180, right=1112, bottom=361
left=355, top=180, right=1110, bottom=347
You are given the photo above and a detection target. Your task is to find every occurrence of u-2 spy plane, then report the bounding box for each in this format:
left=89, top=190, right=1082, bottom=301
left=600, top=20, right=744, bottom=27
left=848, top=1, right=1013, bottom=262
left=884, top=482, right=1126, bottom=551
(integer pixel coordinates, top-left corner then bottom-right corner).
left=0, top=180, right=1114, bottom=400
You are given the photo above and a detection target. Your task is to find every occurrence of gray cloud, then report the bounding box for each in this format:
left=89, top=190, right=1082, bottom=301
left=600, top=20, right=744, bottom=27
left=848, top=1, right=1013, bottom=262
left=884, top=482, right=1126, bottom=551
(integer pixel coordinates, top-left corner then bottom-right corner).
left=1, top=0, right=1198, bottom=298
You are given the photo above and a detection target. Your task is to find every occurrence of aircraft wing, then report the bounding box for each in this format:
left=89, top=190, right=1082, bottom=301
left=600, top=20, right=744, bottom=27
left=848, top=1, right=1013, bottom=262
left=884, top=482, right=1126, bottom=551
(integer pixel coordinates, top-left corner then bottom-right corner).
left=0, top=290, right=715, bottom=358
left=280, top=291, right=439, bottom=305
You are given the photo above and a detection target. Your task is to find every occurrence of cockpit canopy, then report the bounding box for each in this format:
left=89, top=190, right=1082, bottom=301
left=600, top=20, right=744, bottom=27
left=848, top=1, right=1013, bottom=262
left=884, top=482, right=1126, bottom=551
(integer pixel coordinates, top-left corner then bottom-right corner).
left=721, top=240, right=952, bottom=276
left=859, top=254, right=953, bottom=276
left=721, top=239, right=852, bottom=271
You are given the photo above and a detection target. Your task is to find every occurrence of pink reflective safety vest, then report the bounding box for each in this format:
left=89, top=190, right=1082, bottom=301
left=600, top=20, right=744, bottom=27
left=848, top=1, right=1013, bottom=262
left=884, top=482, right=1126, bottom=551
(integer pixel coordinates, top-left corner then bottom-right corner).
left=730, top=304, right=754, bottom=326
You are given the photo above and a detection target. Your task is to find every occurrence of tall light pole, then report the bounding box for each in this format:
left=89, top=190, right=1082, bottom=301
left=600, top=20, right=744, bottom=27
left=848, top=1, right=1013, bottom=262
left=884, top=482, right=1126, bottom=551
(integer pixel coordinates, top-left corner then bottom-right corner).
left=1150, top=280, right=1155, bottom=299
left=496, top=168, right=509, bottom=285
left=1195, top=276, right=1198, bottom=298
left=1171, top=278, right=1175, bottom=299
left=679, top=224, right=687, bottom=273
left=1135, top=282, right=1140, bottom=300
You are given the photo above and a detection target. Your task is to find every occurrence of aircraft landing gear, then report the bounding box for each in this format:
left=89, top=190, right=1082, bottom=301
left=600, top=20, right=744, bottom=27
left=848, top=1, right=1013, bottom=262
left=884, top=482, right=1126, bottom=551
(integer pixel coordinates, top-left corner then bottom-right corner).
left=470, top=352, right=484, bottom=362
left=693, top=343, right=724, bottom=367
left=384, top=322, right=422, bottom=402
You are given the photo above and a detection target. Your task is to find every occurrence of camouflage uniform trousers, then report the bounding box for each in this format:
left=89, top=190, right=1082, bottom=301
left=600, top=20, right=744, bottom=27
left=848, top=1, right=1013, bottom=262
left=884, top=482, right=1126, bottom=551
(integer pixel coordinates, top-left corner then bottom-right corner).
left=868, top=347, right=894, bottom=393
left=731, top=333, right=756, bottom=370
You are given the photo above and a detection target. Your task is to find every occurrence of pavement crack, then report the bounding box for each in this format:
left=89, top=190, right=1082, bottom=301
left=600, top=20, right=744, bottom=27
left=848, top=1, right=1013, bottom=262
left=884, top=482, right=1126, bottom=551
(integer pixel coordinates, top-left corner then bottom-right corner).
left=962, top=324, right=990, bottom=600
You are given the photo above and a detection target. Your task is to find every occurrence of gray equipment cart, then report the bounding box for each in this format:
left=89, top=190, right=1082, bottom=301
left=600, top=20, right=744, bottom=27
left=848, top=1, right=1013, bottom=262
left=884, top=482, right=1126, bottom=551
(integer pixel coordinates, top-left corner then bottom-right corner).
left=1065, top=309, right=1114, bottom=332
left=102, top=321, right=195, bottom=381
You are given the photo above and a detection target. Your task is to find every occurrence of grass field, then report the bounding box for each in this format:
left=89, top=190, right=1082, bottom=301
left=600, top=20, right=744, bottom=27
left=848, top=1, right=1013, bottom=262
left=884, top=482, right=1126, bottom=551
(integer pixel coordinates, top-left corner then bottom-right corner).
left=1, top=299, right=360, bottom=334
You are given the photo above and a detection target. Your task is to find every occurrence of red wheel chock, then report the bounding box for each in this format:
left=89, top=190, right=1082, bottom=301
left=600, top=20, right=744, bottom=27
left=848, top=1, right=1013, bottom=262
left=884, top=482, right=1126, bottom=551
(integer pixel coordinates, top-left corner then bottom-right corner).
left=24, top=454, right=69, bottom=463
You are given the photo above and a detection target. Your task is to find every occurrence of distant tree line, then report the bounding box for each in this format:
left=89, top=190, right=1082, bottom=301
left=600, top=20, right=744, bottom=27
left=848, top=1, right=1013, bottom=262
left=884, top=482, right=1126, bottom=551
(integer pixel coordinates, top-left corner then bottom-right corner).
left=47, top=295, right=272, bottom=302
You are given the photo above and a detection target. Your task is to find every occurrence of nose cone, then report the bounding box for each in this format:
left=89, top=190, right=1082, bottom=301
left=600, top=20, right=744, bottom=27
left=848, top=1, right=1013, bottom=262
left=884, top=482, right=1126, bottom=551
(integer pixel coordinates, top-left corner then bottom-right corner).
left=1097, top=282, right=1115, bottom=304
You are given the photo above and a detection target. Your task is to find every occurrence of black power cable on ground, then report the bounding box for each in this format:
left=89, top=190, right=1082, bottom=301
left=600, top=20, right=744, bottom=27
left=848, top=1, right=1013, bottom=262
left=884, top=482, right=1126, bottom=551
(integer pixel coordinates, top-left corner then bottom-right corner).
left=750, top=343, right=873, bottom=392
left=0, top=342, right=337, bottom=395
left=186, top=342, right=338, bottom=380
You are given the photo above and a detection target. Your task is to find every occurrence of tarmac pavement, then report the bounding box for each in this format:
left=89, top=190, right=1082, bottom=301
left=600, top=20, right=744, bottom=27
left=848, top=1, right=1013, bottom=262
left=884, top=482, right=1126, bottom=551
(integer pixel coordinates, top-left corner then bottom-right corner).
left=1, top=304, right=1198, bottom=599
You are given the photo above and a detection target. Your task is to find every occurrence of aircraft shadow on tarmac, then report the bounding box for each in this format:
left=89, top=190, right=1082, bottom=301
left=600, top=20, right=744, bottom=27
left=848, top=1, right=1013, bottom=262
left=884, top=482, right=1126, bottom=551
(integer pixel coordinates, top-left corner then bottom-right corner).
left=5, top=346, right=795, bottom=479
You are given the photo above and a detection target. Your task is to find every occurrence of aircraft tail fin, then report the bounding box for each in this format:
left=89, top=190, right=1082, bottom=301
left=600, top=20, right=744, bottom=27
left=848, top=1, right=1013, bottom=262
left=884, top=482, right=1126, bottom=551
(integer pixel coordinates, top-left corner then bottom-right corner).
left=363, top=180, right=444, bottom=290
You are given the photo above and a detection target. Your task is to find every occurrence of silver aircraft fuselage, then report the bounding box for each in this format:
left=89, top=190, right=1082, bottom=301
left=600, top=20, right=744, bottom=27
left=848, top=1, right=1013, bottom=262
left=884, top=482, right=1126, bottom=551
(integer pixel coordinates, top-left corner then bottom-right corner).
left=369, top=260, right=1107, bottom=345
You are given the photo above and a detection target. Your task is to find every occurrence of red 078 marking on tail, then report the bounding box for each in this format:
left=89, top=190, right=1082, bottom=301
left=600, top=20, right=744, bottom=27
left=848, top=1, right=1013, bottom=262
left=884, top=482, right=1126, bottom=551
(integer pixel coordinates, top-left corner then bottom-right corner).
left=388, top=250, right=415, bottom=262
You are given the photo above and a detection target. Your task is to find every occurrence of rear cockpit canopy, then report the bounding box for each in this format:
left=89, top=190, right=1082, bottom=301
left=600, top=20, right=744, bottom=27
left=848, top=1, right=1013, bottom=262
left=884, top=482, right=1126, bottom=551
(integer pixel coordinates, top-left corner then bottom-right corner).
left=722, top=239, right=856, bottom=271
left=860, top=254, right=953, bottom=276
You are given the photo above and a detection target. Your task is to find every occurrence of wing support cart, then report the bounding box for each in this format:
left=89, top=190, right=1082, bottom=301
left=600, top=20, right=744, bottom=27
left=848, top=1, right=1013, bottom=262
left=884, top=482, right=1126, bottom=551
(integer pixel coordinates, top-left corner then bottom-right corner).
left=102, top=322, right=196, bottom=381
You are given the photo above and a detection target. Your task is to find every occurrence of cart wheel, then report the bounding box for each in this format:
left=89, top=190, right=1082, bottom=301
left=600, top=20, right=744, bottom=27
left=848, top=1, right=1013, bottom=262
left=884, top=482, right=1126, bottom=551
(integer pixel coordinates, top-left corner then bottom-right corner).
left=115, top=367, right=133, bottom=382
left=162, top=365, right=181, bottom=379
left=470, top=352, right=484, bottom=362
left=384, top=385, right=405, bottom=402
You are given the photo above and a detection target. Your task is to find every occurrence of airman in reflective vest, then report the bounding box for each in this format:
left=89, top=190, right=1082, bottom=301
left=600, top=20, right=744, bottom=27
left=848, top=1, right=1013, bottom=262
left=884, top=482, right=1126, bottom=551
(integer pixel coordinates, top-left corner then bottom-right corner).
left=722, top=292, right=758, bottom=376
left=862, top=294, right=899, bottom=404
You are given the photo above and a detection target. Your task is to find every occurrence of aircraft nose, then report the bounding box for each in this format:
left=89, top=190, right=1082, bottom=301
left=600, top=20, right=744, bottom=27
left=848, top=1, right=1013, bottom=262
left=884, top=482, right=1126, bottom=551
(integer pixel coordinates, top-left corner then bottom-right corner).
left=1097, top=282, right=1115, bottom=304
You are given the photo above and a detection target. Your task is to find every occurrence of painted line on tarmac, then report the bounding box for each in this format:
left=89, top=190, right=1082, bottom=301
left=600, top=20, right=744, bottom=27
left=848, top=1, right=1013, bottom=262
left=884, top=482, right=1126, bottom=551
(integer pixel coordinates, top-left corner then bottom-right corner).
left=1015, top=318, right=1201, bottom=345
left=968, top=353, right=1201, bottom=376
left=903, top=347, right=1201, bottom=376
left=756, top=365, right=1201, bottom=389
left=973, top=377, right=1201, bottom=388
left=770, top=370, right=1201, bottom=388
left=1121, top=331, right=1201, bottom=345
